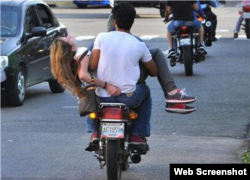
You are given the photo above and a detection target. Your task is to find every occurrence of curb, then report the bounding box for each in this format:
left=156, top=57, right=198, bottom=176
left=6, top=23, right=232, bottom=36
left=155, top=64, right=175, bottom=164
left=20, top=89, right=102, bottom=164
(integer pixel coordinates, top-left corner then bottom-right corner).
left=48, top=3, right=56, bottom=7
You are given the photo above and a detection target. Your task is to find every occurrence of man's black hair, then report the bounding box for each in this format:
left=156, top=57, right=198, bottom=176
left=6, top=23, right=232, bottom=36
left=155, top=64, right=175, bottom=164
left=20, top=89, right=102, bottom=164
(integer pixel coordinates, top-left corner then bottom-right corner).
left=111, top=2, right=136, bottom=30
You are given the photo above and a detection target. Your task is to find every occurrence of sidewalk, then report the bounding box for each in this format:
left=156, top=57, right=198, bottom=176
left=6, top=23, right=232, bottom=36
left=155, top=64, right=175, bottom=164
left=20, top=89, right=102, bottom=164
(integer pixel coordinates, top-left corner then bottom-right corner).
left=43, top=0, right=74, bottom=7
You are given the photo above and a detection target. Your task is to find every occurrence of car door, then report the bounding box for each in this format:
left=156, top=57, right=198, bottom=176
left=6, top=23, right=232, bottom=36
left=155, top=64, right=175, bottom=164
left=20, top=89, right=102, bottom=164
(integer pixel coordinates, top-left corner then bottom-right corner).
left=21, top=4, right=49, bottom=85
left=34, top=3, right=62, bottom=80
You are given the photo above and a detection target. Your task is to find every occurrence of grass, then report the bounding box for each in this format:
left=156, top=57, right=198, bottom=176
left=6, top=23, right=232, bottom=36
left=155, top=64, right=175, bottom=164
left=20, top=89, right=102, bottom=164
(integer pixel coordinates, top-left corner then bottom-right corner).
left=242, top=149, right=250, bottom=164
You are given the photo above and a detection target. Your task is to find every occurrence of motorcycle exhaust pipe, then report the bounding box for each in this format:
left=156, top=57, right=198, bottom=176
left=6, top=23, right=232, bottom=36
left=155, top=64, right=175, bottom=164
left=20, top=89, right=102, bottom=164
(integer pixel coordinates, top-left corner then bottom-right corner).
left=131, top=154, right=141, bottom=164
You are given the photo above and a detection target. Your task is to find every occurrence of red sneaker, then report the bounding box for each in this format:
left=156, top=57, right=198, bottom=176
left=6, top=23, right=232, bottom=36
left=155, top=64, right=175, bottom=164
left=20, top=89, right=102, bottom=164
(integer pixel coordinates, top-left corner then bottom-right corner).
left=166, top=103, right=196, bottom=114
left=129, top=135, right=147, bottom=145
left=90, top=132, right=99, bottom=144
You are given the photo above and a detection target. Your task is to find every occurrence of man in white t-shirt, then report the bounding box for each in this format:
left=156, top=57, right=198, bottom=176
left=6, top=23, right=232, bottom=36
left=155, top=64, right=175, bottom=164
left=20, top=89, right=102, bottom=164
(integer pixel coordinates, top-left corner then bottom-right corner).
left=87, top=2, right=158, bottom=146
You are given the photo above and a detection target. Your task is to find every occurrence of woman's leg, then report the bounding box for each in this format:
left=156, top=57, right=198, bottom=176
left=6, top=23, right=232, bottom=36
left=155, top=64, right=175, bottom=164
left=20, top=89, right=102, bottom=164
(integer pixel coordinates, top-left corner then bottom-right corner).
left=234, top=15, right=244, bottom=33
left=149, top=47, right=177, bottom=98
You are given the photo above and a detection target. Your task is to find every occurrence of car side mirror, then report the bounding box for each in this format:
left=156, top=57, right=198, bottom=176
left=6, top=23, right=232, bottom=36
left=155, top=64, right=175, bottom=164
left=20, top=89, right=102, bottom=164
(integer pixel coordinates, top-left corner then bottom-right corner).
left=26, top=27, right=47, bottom=39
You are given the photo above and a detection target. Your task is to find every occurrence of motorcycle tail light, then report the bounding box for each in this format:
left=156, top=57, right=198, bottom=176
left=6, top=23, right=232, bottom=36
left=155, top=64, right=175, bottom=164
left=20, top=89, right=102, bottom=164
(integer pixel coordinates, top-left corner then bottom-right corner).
left=103, top=107, right=123, bottom=119
left=129, top=111, right=137, bottom=120
left=89, top=112, right=99, bottom=119
left=197, top=17, right=203, bottom=22
left=181, top=26, right=187, bottom=32
left=243, top=5, right=250, bottom=12
left=181, top=26, right=189, bottom=37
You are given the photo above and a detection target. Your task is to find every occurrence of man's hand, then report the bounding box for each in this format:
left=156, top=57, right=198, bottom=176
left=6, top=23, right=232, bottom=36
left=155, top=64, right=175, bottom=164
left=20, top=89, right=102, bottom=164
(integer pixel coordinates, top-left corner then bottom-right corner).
left=163, top=18, right=169, bottom=24
left=106, top=83, right=121, bottom=96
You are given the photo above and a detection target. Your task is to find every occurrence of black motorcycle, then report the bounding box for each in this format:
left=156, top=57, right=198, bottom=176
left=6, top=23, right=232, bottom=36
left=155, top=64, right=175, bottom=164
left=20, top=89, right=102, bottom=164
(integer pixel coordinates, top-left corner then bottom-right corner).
left=170, top=25, right=205, bottom=76
left=199, top=16, right=213, bottom=47
left=87, top=102, right=149, bottom=180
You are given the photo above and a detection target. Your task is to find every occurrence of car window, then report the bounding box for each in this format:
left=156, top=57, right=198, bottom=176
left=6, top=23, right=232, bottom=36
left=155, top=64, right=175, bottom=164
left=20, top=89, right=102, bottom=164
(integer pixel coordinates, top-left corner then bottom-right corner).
left=36, top=4, right=54, bottom=29
left=25, top=6, right=40, bottom=33
left=1, top=6, right=19, bottom=37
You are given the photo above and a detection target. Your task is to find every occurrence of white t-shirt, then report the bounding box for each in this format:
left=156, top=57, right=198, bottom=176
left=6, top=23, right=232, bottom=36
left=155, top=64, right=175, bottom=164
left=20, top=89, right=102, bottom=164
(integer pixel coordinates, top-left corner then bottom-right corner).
left=74, top=47, right=88, bottom=60
left=93, top=31, right=152, bottom=97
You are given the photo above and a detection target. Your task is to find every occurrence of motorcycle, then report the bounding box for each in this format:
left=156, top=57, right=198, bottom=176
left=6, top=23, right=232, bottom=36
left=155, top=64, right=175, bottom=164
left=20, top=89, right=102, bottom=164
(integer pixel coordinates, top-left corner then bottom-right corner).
left=240, top=3, right=250, bottom=39
left=86, top=102, right=149, bottom=180
left=198, top=15, right=214, bottom=47
left=170, top=24, right=205, bottom=76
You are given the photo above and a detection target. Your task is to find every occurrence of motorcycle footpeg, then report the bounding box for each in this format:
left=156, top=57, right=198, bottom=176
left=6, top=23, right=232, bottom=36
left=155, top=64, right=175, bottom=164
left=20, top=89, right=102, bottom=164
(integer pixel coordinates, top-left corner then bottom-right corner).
left=85, top=142, right=99, bottom=152
left=128, top=144, right=150, bottom=155
left=170, top=62, right=176, bottom=67
left=170, top=58, right=176, bottom=67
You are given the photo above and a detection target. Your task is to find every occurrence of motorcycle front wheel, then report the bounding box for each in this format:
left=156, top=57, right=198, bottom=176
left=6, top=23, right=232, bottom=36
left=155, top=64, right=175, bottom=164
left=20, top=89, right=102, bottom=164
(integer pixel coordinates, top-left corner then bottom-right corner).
left=182, top=46, right=193, bottom=76
left=106, top=139, right=122, bottom=180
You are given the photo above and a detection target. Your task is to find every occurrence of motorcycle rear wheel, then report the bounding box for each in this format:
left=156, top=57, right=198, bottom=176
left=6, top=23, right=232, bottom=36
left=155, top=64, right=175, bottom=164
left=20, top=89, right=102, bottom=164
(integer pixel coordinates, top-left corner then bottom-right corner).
left=205, top=38, right=212, bottom=47
left=182, top=46, right=193, bottom=76
left=245, top=19, right=250, bottom=39
left=106, top=139, right=122, bottom=180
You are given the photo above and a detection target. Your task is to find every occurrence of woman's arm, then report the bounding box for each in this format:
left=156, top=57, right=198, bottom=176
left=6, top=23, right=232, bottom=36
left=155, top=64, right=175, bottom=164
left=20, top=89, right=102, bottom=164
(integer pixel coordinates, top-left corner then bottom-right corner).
left=77, top=55, right=121, bottom=96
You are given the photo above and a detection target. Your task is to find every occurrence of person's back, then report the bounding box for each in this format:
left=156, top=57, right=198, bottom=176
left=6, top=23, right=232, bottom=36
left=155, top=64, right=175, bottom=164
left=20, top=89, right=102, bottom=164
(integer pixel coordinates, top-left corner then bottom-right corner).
left=94, top=31, right=152, bottom=97
left=168, top=1, right=196, bottom=21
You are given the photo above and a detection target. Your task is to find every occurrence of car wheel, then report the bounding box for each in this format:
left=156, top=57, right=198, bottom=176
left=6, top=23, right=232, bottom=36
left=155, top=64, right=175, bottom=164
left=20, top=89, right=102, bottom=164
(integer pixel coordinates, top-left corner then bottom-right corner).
left=48, top=79, right=65, bottom=93
left=8, top=67, right=26, bottom=106
left=76, top=4, right=88, bottom=8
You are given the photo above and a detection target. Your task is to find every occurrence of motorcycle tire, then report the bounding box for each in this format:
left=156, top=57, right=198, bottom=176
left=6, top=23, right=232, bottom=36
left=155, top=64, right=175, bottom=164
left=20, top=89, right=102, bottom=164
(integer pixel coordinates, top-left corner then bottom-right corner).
left=245, top=19, right=250, bottom=39
left=182, top=46, right=193, bottom=76
left=106, top=139, right=122, bottom=180
left=205, top=38, right=212, bottom=47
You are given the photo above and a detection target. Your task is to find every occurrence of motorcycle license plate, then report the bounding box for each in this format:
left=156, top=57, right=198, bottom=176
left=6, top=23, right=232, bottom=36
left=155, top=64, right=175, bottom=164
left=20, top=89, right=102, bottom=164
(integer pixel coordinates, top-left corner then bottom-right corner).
left=243, top=13, right=250, bottom=18
left=101, top=123, right=124, bottom=139
left=180, top=38, right=191, bottom=46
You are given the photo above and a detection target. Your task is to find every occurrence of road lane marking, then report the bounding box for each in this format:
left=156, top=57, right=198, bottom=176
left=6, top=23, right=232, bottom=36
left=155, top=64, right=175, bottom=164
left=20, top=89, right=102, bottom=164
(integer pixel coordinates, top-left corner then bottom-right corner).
left=216, top=35, right=222, bottom=39
left=234, top=35, right=247, bottom=40
left=75, top=36, right=95, bottom=40
left=216, top=29, right=229, bottom=32
left=139, top=35, right=159, bottom=40
left=62, top=106, right=78, bottom=109
left=74, top=34, right=246, bottom=42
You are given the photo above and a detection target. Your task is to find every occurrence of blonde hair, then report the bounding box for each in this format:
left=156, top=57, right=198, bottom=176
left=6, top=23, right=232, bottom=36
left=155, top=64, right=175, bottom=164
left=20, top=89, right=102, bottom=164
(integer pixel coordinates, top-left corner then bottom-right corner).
left=50, top=38, right=86, bottom=98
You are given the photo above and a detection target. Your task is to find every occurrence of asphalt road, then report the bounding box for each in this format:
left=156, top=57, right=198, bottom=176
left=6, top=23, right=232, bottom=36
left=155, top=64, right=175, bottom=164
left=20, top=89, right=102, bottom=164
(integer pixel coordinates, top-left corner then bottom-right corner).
left=1, top=5, right=250, bottom=180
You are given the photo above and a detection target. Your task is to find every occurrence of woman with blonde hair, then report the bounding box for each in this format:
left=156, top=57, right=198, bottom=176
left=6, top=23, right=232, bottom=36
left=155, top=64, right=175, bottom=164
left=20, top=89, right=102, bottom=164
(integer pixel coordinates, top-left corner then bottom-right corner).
left=50, top=36, right=121, bottom=98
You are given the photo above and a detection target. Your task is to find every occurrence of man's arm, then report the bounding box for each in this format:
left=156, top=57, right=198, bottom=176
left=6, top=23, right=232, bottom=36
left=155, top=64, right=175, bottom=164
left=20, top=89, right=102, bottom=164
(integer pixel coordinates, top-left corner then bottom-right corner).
left=192, top=2, right=200, bottom=12
left=89, top=49, right=100, bottom=71
left=142, top=59, right=158, bottom=77
left=164, top=5, right=172, bottom=23
left=195, top=1, right=205, bottom=17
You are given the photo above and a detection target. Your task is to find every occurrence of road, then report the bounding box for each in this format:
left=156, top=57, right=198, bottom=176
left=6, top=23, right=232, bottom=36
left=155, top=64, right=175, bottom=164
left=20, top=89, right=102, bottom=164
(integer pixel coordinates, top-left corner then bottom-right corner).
left=1, top=5, right=250, bottom=180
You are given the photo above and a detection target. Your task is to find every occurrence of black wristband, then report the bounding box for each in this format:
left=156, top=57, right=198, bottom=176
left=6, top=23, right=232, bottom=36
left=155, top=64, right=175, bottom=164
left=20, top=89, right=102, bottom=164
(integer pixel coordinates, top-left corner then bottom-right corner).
left=90, top=76, right=95, bottom=84
left=103, top=82, right=107, bottom=89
